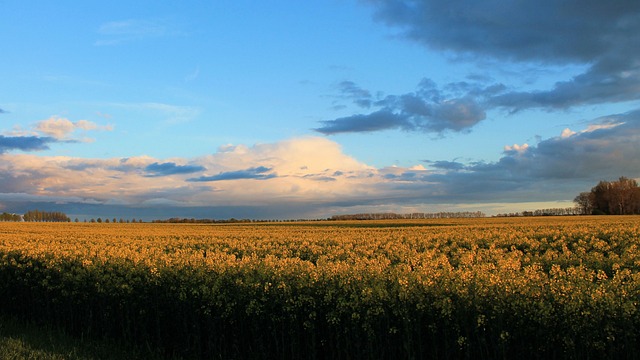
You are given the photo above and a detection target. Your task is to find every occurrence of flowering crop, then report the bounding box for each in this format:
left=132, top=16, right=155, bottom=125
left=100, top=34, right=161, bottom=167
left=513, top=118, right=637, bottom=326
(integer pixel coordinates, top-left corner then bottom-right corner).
left=1, top=216, right=639, bottom=359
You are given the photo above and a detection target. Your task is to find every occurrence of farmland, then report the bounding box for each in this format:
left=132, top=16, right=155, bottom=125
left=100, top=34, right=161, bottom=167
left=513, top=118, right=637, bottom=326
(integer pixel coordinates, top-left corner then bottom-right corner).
left=1, top=217, right=640, bottom=359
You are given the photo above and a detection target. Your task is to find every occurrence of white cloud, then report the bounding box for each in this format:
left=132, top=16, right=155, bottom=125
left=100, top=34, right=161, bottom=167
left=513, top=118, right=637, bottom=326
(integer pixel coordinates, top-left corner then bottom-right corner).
left=409, top=164, right=427, bottom=171
left=95, top=19, right=176, bottom=46
left=34, top=116, right=113, bottom=140
left=504, top=143, right=529, bottom=153
left=35, top=117, right=75, bottom=139
left=583, top=122, right=623, bottom=133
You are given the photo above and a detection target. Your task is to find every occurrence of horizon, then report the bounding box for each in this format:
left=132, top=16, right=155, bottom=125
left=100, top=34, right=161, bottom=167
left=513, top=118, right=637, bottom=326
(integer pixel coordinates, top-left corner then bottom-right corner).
left=1, top=1, right=639, bottom=220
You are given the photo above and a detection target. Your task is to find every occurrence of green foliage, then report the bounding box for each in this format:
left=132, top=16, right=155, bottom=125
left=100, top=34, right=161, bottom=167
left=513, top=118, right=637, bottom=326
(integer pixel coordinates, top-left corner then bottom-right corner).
left=0, top=314, right=166, bottom=360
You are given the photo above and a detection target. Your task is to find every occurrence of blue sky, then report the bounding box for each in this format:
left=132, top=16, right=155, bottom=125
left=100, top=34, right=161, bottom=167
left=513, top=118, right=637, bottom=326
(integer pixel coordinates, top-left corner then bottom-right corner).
left=1, top=0, right=639, bottom=220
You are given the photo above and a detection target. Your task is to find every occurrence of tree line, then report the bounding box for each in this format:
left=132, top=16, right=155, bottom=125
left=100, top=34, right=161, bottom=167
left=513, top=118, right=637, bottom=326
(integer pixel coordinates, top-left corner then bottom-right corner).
left=0, top=212, right=23, bottom=222
left=0, top=210, right=144, bottom=223
left=574, top=176, right=640, bottom=215
left=330, top=211, right=486, bottom=220
left=84, top=218, right=144, bottom=223
left=0, top=210, right=72, bottom=222
left=494, top=207, right=582, bottom=218
left=23, top=210, right=71, bottom=222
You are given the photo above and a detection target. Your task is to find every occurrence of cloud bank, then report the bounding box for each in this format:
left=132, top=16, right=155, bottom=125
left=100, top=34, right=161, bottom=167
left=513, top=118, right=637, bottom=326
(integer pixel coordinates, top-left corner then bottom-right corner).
left=1, top=109, right=639, bottom=219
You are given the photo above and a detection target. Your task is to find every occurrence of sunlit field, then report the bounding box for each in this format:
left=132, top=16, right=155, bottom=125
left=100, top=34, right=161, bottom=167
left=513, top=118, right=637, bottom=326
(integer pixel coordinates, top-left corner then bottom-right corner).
left=2, top=216, right=640, bottom=359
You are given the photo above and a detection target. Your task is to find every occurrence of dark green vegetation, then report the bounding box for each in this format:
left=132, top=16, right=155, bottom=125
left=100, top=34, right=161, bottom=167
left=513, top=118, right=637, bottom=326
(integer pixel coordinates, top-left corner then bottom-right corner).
left=0, top=314, right=164, bottom=360
left=1, top=217, right=640, bottom=359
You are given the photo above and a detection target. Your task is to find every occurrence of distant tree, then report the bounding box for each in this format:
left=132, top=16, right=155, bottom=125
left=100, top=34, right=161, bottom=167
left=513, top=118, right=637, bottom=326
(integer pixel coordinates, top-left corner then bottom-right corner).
left=105, top=218, right=110, bottom=223
left=97, top=218, right=102, bottom=223
left=573, top=192, right=594, bottom=215
left=0, top=212, right=21, bottom=222
left=581, top=177, right=640, bottom=215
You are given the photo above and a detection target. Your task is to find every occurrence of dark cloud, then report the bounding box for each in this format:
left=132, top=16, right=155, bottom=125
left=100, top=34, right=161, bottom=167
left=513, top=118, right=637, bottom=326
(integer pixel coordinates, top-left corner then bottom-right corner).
left=0, top=135, right=56, bottom=153
left=367, top=0, right=639, bottom=64
left=316, top=110, right=410, bottom=134
left=494, top=111, right=640, bottom=180
left=383, top=171, right=423, bottom=181
left=316, top=79, right=494, bottom=134
left=187, top=166, right=276, bottom=182
left=364, top=0, right=640, bottom=113
left=144, top=162, right=206, bottom=177
left=338, top=81, right=373, bottom=108
left=426, top=160, right=465, bottom=171
left=409, top=109, right=640, bottom=203
left=488, top=58, right=640, bottom=112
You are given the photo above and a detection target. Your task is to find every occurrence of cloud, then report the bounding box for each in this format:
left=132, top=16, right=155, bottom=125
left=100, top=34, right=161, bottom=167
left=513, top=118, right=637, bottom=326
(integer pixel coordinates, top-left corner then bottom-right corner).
left=425, top=160, right=465, bottom=171
left=316, top=78, right=498, bottom=134
left=488, top=63, right=640, bottom=111
left=0, top=108, right=8, bottom=114
left=185, top=66, right=200, bottom=82
left=34, top=118, right=76, bottom=139
left=1, top=114, right=637, bottom=219
left=416, top=109, right=640, bottom=203
left=503, top=143, right=529, bottom=154
left=145, top=162, right=206, bottom=177
left=316, top=108, right=640, bottom=209
left=367, top=0, right=639, bottom=64
left=364, top=0, right=640, bottom=113
left=316, top=110, right=410, bottom=134
left=187, top=166, right=276, bottom=182
left=0, top=137, right=376, bottom=214
left=0, top=135, right=55, bottom=153
left=337, top=81, right=373, bottom=108
left=34, top=116, right=112, bottom=140
left=0, top=117, right=110, bottom=153
left=95, top=19, right=176, bottom=46
left=111, top=102, right=200, bottom=125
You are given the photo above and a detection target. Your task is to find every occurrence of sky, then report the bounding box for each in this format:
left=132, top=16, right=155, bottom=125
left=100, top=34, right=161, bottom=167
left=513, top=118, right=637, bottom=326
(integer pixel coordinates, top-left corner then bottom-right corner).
left=1, top=0, right=639, bottom=220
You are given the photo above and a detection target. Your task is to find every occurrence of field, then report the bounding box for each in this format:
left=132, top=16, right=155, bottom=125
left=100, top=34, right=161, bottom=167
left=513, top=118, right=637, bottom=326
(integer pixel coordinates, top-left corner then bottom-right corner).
left=1, top=216, right=640, bottom=359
